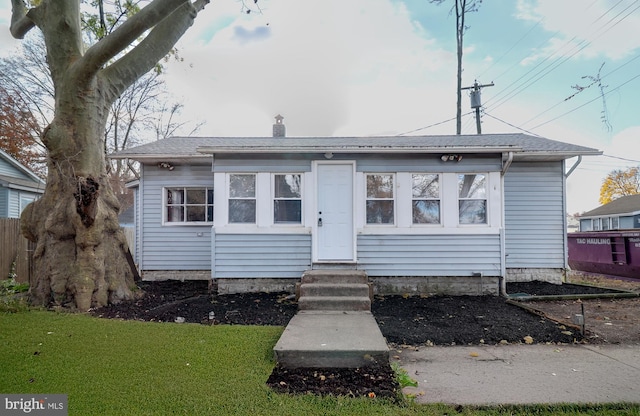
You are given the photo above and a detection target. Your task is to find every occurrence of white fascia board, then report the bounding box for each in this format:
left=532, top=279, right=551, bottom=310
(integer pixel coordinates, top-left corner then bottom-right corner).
left=196, top=145, right=522, bottom=154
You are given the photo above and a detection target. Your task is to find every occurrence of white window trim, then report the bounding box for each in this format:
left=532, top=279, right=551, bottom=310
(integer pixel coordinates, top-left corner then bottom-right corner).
left=215, top=172, right=310, bottom=233
left=457, top=172, right=489, bottom=227
left=364, top=173, right=396, bottom=226
left=409, top=172, right=443, bottom=227
left=227, top=173, right=258, bottom=225
left=359, top=171, right=502, bottom=235
left=272, top=173, right=304, bottom=226
left=162, top=186, right=214, bottom=226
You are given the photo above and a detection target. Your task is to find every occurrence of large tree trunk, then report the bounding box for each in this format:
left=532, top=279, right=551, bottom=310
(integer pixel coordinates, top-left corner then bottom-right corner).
left=21, top=76, right=135, bottom=310
left=11, top=0, right=209, bottom=310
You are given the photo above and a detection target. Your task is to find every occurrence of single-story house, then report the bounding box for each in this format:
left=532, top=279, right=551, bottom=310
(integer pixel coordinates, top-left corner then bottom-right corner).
left=577, top=194, right=640, bottom=231
left=110, top=120, right=601, bottom=296
left=0, top=149, right=45, bottom=218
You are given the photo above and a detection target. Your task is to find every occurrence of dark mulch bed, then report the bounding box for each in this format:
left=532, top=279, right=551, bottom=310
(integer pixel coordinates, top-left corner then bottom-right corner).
left=93, top=280, right=297, bottom=326
left=92, top=280, right=614, bottom=399
left=266, top=362, right=400, bottom=400
left=372, top=294, right=578, bottom=346
left=506, top=281, right=624, bottom=296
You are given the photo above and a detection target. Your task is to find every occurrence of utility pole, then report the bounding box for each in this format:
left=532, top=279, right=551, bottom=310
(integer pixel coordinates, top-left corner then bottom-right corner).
left=461, top=80, right=494, bottom=134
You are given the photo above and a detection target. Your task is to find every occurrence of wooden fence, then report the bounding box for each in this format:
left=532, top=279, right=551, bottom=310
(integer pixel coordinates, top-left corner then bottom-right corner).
left=0, top=218, right=34, bottom=285
left=2, top=219, right=138, bottom=285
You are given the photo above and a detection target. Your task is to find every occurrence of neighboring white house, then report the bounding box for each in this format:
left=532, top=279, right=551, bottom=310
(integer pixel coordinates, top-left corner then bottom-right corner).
left=110, top=120, right=601, bottom=296
left=0, top=149, right=45, bottom=218
left=578, top=194, right=640, bottom=232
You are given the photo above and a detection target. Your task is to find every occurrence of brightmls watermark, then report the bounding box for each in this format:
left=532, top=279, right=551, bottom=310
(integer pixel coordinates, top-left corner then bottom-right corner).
left=2, top=394, right=67, bottom=415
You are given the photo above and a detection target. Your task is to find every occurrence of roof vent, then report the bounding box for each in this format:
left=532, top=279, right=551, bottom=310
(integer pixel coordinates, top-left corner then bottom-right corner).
left=273, top=114, right=285, bottom=137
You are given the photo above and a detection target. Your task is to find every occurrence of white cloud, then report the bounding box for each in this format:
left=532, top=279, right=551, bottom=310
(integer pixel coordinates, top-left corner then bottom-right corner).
left=565, top=126, right=640, bottom=214
left=516, top=0, right=640, bottom=62
left=0, top=24, right=21, bottom=57
left=164, top=0, right=454, bottom=137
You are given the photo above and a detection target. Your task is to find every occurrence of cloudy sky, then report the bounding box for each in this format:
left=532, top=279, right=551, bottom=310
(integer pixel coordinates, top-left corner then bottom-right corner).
left=1, top=0, right=639, bottom=214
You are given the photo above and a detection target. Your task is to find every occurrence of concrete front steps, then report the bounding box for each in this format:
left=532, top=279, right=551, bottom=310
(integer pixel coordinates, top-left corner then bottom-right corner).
left=274, top=269, right=389, bottom=369
left=297, top=269, right=372, bottom=311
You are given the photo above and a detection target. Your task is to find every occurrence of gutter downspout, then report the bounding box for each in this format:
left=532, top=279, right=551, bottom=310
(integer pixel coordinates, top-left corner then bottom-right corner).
left=501, top=151, right=513, bottom=176
left=500, top=151, right=513, bottom=296
left=562, top=156, right=582, bottom=282
left=565, top=155, right=582, bottom=178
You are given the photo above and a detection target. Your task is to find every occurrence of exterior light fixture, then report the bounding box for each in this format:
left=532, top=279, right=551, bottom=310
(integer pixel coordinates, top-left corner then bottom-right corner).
left=158, top=162, right=174, bottom=170
left=324, top=152, right=334, bottom=159
left=440, top=154, right=462, bottom=162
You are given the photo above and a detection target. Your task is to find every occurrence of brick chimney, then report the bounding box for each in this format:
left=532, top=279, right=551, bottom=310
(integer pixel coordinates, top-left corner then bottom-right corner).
left=273, top=114, right=286, bottom=137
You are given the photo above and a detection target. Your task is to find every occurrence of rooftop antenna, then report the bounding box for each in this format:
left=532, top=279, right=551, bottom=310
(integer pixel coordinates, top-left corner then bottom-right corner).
left=461, top=80, right=494, bottom=134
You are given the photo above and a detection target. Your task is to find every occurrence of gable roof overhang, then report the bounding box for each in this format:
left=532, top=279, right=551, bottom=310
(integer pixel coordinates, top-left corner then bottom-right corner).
left=0, top=174, right=46, bottom=193
left=0, top=149, right=45, bottom=185
left=579, top=194, right=640, bottom=218
left=109, top=133, right=602, bottom=165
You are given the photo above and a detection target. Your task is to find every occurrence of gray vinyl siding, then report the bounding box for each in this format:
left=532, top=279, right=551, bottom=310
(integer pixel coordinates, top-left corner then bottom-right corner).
left=131, top=187, right=140, bottom=263
left=0, top=188, right=7, bottom=217
left=358, top=234, right=501, bottom=276
left=8, top=190, right=19, bottom=218
left=0, top=189, right=22, bottom=218
left=504, top=162, right=566, bottom=268
left=213, top=233, right=311, bottom=278
left=0, top=158, right=30, bottom=179
left=356, top=155, right=501, bottom=172
left=140, top=164, right=214, bottom=270
left=212, top=158, right=312, bottom=172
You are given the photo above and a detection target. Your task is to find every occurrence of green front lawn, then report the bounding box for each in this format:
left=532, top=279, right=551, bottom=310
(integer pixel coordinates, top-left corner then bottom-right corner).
left=0, top=310, right=637, bottom=415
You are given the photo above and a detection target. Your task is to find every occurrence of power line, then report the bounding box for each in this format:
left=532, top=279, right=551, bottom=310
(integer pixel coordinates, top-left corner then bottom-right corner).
left=475, top=18, right=542, bottom=81
left=396, top=111, right=474, bottom=136
left=483, top=1, right=640, bottom=114
left=529, top=73, right=640, bottom=130
left=521, top=52, right=640, bottom=127
left=602, top=154, right=640, bottom=164
left=482, top=112, right=543, bottom=137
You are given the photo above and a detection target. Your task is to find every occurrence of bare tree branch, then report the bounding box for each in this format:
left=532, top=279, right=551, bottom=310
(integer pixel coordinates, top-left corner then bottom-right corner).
left=10, top=0, right=36, bottom=39
left=78, top=0, right=192, bottom=82
left=101, top=0, right=209, bottom=100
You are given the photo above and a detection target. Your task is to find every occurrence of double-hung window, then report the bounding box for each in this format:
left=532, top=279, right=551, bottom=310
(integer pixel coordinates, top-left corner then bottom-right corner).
left=274, top=174, right=302, bottom=224
left=229, top=174, right=256, bottom=223
left=366, top=174, right=394, bottom=224
left=611, top=216, right=619, bottom=230
left=412, top=173, right=440, bottom=224
left=458, top=174, right=487, bottom=224
left=593, top=218, right=601, bottom=231
left=166, top=187, right=213, bottom=223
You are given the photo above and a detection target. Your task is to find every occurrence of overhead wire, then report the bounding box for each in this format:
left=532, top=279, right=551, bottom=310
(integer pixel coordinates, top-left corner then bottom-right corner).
left=395, top=111, right=475, bottom=136
left=483, top=0, right=639, bottom=117
left=521, top=52, right=640, bottom=127
left=396, top=1, right=639, bottom=137
left=529, top=73, right=640, bottom=130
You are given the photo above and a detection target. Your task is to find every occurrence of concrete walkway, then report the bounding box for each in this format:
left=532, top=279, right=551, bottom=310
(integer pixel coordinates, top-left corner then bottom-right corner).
left=394, top=344, right=640, bottom=405
left=273, top=311, right=389, bottom=368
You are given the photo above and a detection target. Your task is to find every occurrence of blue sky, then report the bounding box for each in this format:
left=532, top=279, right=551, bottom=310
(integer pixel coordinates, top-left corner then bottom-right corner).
left=1, top=0, right=639, bottom=214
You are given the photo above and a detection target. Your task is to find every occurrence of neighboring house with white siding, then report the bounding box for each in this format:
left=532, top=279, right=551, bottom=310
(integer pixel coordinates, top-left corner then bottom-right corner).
left=110, top=119, right=601, bottom=296
left=577, top=194, right=640, bottom=231
left=0, top=149, right=45, bottom=218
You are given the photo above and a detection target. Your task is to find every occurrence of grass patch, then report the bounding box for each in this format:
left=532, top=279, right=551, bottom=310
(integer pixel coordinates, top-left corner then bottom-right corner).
left=1, top=310, right=639, bottom=415
left=0, top=278, right=30, bottom=313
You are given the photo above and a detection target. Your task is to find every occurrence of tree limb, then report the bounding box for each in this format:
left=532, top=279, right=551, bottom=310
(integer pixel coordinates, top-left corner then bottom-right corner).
left=101, top=0, right=209, bottom=101
left=77, top=0, right=191, bottom=82
left=10, top=0, right=36, bottom=39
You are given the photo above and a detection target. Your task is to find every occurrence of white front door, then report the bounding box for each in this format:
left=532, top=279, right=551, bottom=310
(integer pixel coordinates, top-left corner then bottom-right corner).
left=316, top=163, right=355, bottom=261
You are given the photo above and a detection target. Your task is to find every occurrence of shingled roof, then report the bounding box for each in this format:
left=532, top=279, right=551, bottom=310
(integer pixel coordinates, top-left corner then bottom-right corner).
left=580, top=194, right=640, bottom=217
left=110, top=133, right=601, bottom=163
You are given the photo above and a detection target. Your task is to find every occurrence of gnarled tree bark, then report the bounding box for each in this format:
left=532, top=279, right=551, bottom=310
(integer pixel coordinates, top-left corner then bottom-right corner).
left=11, top=0, right=209, bottom=310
